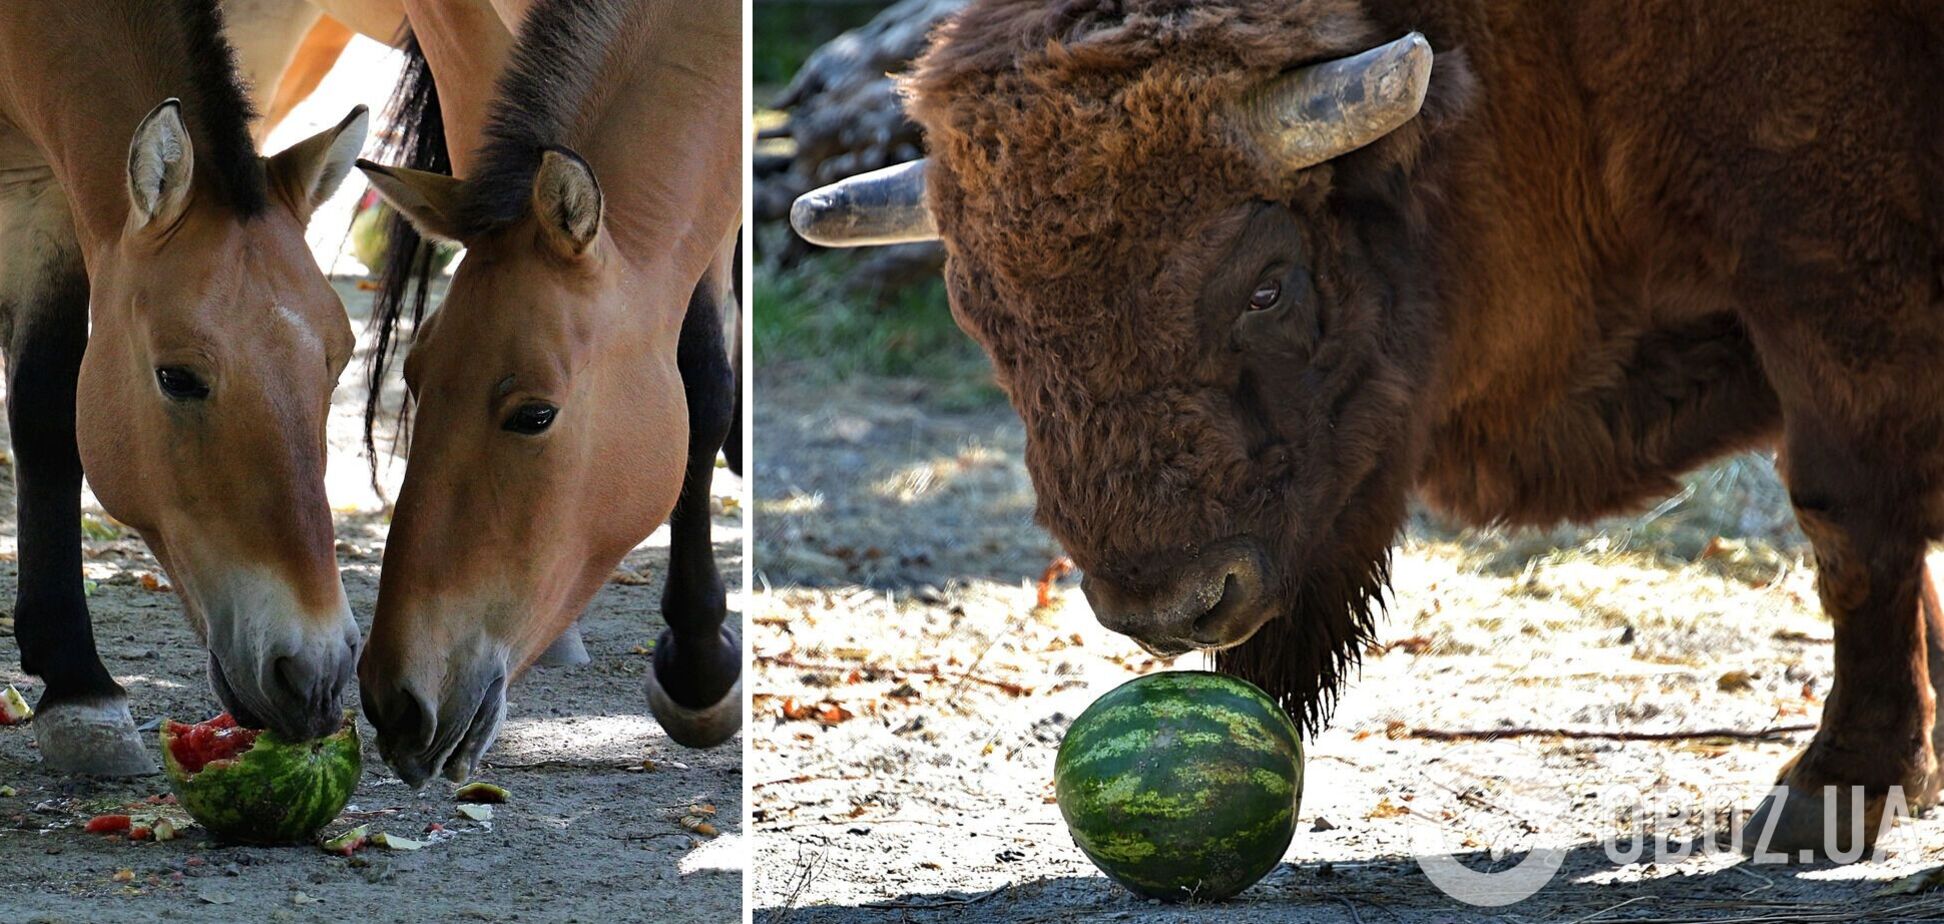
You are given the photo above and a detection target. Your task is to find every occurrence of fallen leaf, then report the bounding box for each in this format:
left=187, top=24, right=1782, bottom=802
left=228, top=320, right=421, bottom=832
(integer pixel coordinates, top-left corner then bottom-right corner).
left=456, top=804, right=492, bottom=822
left=1368, top=797, right=1411, bottom=819
left=679, top=815, right=718, bottom=837
left=1035, top=557, right=1075, bottom=609
left=197, top=889, right=235, bottom=904
left=138, top=572, right=170, bottom=593
left=1717, top=670, right=1755, bottom=693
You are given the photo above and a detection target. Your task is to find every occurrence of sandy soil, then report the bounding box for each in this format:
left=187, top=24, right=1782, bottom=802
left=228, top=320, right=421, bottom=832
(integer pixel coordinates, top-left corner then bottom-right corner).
left=0, top=282, right=744, bottom=923
left=750, top=377, right=1944, bottom=923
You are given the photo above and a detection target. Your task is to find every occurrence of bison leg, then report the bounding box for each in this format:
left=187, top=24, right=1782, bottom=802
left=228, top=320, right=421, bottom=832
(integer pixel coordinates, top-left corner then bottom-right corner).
left=1743, top=427, right=1939, bottom=860
left=645, top=248, right=741, bottom=749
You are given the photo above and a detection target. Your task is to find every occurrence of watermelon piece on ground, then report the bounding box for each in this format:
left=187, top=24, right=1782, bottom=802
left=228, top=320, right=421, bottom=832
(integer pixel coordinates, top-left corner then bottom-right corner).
left=161, top=712, right=362, bottom=845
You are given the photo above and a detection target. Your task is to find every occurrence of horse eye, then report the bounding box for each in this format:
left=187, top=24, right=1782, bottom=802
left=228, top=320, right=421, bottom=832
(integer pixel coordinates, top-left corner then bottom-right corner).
left=503, top=402, right=559, bottom=435
left=1248, top=279, right=1282, bottom=312
left=155, top=367, right=210, bottom=401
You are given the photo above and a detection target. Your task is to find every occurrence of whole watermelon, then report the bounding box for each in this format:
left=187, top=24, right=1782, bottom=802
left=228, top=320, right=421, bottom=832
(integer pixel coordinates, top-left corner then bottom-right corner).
left=161, top=713, right=362, bottom=845
left=1055, top=671, right=1303, bottom=901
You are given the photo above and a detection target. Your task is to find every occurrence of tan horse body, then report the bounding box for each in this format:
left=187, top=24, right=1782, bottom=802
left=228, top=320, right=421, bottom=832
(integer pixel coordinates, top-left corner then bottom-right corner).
left=225, top=0, right=742, bottom=783
left=359, top=0, right=742, bottom=784
left=0, top=2, right=367, bottom=773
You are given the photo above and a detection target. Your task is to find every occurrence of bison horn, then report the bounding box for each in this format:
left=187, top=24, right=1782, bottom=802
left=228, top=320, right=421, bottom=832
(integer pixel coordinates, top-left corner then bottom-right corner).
left=790, top=160, right=937, bottom=247
left=1234, top=32, right=1434, bottom=172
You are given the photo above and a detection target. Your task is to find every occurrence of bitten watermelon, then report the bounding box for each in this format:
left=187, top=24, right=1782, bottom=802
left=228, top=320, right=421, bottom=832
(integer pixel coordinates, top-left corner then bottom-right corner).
left=1055, top=671, right=1303, bottom=902
left=161, top=713, right=361, bottom=845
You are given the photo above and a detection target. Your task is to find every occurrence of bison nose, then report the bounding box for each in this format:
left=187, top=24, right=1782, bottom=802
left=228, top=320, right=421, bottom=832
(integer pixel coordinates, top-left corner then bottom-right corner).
left=1081, top=540, right=1274, bottom=652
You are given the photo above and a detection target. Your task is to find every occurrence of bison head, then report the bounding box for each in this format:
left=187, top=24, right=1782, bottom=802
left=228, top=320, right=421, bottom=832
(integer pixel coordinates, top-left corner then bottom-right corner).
left=793, top=0, right=1473, bottom=731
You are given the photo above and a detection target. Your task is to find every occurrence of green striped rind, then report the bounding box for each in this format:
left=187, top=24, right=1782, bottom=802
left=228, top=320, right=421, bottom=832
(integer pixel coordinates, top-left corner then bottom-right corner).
left=1055, top=671, right=1303, bottom=901
left=161, top=716, right=363, bottom=845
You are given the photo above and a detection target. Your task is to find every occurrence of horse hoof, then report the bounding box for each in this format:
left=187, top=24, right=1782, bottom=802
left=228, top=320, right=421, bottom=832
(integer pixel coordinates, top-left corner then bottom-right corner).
left=533, top=623, right=591, bottom=667
left=34, top=698, right=156, bottom=777
left=645, top=629, right=741, bottom=749
left=1742, top=784, right=1897, bottom=862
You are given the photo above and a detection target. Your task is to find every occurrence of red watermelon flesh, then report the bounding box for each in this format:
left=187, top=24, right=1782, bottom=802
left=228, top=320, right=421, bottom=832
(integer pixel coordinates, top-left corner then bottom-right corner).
left=163, top=713, right=259, bottom=774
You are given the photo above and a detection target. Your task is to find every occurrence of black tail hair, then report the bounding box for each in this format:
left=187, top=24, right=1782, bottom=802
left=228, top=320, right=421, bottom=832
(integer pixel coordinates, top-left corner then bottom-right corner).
left=361, top=31, right=449, bottom=486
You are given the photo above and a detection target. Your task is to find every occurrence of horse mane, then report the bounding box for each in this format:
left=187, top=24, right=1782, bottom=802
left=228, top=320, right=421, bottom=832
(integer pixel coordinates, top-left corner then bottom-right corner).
left=169, top=0, right=267, bottom=217
left=362, top=1, right=637, bottom=478
left=457, top=0, right=636, bottom=235
left=362, top=31, right=447, bottom=478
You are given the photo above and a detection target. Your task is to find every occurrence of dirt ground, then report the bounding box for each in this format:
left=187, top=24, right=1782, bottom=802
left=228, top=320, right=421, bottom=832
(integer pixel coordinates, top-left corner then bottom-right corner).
left=750, top=376, right=1944, bottom=923
left=0, top=282, right=744, bottom=924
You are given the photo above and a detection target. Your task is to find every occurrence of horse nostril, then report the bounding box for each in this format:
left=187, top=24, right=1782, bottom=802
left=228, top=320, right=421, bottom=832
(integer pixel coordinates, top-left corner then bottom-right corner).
left=367, top=684, right=437, bottom=754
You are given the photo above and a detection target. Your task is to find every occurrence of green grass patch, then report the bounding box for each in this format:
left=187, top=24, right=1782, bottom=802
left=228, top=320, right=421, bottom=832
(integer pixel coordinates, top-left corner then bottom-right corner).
left=754, top=1, right=893, bottom=88
left=754, top=250, right=1000, bottom=411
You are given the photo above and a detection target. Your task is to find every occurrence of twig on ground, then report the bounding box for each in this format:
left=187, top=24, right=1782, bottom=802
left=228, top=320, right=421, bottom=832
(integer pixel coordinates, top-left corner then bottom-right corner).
left=860, top=884, right=1008, bottom=911
left=756, top=652, right=1033, bottom=696
left=1329, top=893, right=1365, bottom=924
left=1402, top=723, right=1815, bottom=743
left=1566, top=895, right=1652, bottom=924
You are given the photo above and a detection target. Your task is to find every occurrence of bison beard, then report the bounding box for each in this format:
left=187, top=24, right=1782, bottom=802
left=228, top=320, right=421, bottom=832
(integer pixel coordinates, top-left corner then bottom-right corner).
left=1216, top=547, right=1390, bottom=737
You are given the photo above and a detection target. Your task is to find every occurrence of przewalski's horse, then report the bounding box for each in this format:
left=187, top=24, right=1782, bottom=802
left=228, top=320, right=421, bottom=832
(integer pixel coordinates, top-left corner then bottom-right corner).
left=797, top=0, right=1944, bottom=856
left=0, top=1, right=367, bottom=774
left=350, top=0, right=742, bottom=784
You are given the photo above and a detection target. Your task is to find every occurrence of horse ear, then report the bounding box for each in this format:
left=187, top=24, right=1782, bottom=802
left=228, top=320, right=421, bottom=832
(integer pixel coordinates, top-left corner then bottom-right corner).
left=357, top=160, right=467, bottom=243
left=127, top=99, right=195, bottom=230
left=267, top=105, right=368, bottom=221
left=531, top=148, right=602, bottom=258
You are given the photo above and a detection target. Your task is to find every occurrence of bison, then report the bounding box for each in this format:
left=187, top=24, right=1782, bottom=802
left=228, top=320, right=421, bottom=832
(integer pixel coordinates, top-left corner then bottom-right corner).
left=793, top=0, right=1944, bottom=856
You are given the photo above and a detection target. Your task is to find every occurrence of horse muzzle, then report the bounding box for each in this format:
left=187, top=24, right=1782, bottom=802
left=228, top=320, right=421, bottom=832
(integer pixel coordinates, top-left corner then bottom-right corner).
left=207, top=606, right=361, bottom=742
left=362, top=659, right=508, bottom=788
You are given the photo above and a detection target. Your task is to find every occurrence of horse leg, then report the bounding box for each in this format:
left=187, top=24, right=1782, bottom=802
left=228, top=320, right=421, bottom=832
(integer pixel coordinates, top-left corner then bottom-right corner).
left=0, top=177, right=152, bottom=776
left=1743, top=416, right=1940, bottom=858
left=644, top=252, right=740, bottom=749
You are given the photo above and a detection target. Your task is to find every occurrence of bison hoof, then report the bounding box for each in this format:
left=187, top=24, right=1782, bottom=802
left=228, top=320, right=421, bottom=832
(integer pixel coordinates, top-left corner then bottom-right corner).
left=533, top=623, right=591, bottom=667
left=1741, top=784, right=1903, bottom=862
left=646, top=628, right=742, bottom=749
left=34, top=697, right=156, bottom=777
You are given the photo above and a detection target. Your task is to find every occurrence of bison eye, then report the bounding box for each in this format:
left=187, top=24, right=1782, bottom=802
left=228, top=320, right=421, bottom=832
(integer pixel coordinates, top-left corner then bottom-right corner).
left=1248, top=279, right=1282, bottom=311
left=503, top=402, right=559, bottom=435
left=155, top=367, right=210, bottom=401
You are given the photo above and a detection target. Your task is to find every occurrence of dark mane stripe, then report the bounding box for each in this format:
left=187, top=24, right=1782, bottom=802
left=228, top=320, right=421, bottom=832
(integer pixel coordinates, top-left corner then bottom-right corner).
left=362, top=31, right=448, bottom=477
left=171, top=0, right=266, bottom=216
left=362, top=0, right=634, bottom=475
left=456, top=0, right=634, bottom=236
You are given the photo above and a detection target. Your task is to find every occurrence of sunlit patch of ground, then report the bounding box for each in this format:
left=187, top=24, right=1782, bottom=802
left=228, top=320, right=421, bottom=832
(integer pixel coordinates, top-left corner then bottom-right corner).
left=751, top=377, right=1944, bottom=923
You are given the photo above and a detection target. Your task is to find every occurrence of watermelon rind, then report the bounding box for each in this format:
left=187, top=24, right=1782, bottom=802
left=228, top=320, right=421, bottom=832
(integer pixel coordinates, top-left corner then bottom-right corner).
left=161, top=714, right=362, bottom=845
left=1055, top=671, right=1303, bottom=902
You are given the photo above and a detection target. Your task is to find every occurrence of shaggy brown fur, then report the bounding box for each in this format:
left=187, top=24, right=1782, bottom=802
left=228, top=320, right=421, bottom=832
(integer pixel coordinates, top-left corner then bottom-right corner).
left=904, top=0, right=1944, bottom=847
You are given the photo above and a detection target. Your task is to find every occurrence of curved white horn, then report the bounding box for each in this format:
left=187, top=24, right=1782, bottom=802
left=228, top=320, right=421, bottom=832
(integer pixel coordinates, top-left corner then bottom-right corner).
left=790, top=160, right=936, bottom=247
left=1233, top=33, right=1434, bottom=172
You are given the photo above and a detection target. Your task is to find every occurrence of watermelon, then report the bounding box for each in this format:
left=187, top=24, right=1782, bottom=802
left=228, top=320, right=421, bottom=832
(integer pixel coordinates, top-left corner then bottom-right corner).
left=1054, top=671, right=1303, bottom=902
left=160, top=712, right=362, bottom=845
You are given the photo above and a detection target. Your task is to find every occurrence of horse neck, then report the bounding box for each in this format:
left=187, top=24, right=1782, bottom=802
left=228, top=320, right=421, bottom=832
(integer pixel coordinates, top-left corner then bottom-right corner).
left=576, top=1, right=741, bottom=289
left=0, top=6, right=242, bottom=260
